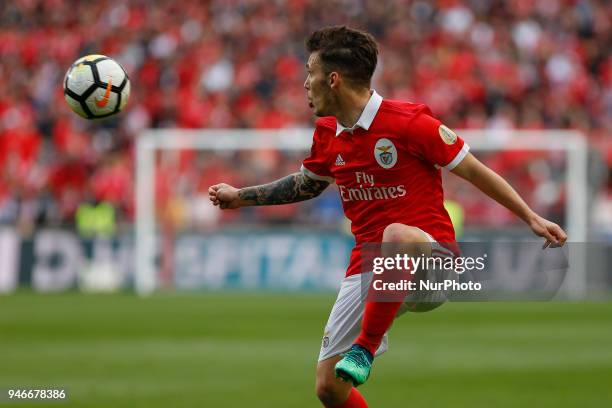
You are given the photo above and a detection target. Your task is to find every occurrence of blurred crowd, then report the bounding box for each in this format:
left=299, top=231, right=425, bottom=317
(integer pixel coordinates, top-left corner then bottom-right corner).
left=0, top=0, right=611, bottom=235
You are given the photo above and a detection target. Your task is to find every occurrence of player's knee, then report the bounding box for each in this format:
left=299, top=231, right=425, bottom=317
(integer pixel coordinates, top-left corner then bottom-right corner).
left=383, top=223, right=424, bottom=244
left=315, top=378, right=345, bottom=406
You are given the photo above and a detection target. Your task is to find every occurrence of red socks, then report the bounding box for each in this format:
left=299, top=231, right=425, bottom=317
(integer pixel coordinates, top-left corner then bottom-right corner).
left=354, top=300, right=404, bottom=356
left=355, top=253, right=414, bottom=357
left=330, top=387, right=368, bottom=408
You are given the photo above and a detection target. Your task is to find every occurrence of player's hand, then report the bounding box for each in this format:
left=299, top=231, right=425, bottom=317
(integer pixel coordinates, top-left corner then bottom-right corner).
left=208, top=183, right=243, bottom=209
left=528, top=214, right=567, bottom=249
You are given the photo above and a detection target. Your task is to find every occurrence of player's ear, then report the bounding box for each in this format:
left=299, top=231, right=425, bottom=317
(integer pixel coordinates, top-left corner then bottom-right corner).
left=329, top=71, right=340, bottom=88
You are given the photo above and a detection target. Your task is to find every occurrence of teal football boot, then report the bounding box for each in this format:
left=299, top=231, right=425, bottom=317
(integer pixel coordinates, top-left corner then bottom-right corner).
left=334, top=345, right=373, bottom=386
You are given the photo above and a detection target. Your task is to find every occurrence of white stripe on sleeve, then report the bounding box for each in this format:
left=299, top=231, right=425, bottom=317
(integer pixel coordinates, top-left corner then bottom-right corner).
left=300, top=165, right=335, bottom=183
left=444, top=143, right=470, bottom=170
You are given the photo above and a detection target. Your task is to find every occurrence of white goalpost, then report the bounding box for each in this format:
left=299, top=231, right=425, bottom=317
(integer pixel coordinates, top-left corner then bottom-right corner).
left=135, top=129, right=588, bottom=298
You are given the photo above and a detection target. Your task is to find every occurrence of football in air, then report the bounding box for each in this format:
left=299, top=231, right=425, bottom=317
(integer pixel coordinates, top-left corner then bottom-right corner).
left=63, top=54, right=130, bottom=119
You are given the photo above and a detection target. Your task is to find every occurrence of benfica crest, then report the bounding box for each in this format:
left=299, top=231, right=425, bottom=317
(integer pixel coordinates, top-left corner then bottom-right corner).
left=374, top=138, right=397, bottom=169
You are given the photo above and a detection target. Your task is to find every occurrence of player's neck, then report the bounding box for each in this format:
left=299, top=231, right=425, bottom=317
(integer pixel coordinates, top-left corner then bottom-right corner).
left=334, top=88, right=372, bottom=129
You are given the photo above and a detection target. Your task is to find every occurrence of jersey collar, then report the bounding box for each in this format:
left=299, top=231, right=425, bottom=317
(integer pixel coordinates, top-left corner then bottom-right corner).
left=335, top=90, right=383, bottom=136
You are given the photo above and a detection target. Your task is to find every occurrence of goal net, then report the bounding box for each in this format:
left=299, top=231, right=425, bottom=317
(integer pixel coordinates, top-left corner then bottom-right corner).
left=135, top=129, right=588, bottom=298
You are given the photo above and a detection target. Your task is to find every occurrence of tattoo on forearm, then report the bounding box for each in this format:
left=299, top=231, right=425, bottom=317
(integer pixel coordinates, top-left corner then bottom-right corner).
left=238, top=172, right=329, bottom=205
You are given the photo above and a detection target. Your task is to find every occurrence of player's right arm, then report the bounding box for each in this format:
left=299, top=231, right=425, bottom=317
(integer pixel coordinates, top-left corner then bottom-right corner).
left=211, top=120, right=334, bottom=209
left=209, top=172, right=329, bottom=209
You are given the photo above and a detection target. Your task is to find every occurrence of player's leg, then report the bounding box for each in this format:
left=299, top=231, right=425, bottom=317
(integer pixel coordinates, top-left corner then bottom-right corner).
left=316, top=273, right=381, bottom=406
left=356, top=223, right=433, bottom=353
left=335, top=223, right=432, bottom=386
left=316, top=356, right=367, bottom=407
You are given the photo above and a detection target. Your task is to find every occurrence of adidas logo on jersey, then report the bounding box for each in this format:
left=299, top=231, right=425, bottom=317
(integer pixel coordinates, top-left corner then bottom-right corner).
left=335, top=154, right=345, bottom=166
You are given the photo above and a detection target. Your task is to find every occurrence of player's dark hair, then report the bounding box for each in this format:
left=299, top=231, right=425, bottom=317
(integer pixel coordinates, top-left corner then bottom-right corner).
left=305, top=26, right=378, bottom=88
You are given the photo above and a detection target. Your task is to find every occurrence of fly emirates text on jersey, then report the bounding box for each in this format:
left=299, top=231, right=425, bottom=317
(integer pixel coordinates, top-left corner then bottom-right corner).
left=338, top=172, right=407, bottom=202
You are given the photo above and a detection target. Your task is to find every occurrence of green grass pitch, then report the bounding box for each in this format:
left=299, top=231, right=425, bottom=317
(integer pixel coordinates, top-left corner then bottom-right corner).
left=0, top=293, right=611, bottom=407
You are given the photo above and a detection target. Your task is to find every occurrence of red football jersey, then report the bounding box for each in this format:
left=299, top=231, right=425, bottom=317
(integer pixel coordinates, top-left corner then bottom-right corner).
left=301, top=91, right=469, bottom=276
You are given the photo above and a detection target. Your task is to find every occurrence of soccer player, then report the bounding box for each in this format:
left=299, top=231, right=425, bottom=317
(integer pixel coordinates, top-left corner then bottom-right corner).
left=209, top=26, right=567, bottom=408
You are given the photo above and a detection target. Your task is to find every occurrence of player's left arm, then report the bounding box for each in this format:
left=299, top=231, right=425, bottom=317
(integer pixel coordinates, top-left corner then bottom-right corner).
left=451, top=153, right=568, bottom=248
